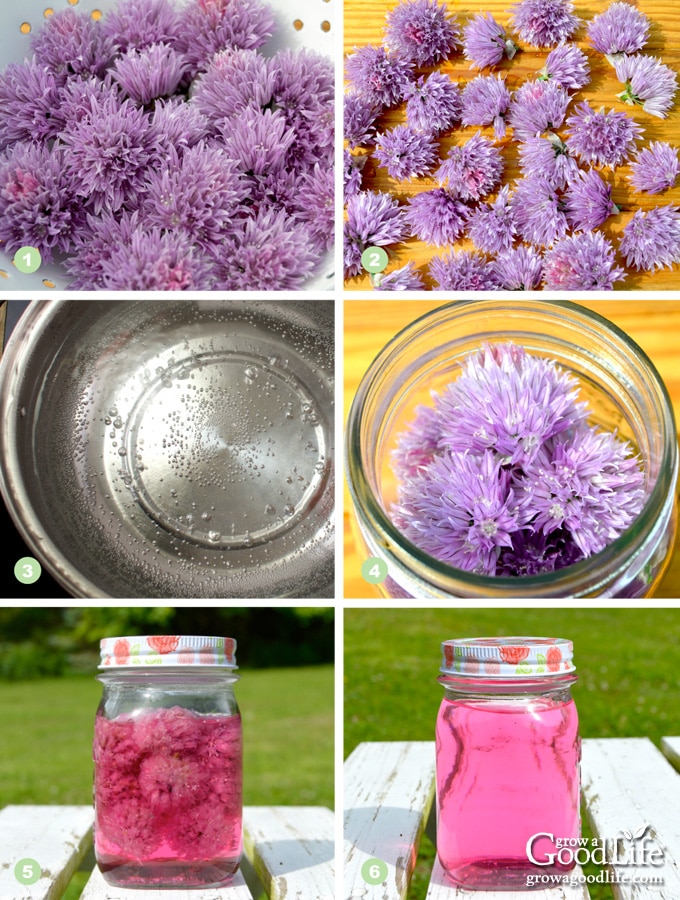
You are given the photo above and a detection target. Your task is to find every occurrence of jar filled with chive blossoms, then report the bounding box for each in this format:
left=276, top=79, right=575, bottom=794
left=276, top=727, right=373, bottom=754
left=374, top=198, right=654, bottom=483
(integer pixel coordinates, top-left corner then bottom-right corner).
left=346, top=300, right=678, bottom=599
left=93, top=635, right=242, bottom=888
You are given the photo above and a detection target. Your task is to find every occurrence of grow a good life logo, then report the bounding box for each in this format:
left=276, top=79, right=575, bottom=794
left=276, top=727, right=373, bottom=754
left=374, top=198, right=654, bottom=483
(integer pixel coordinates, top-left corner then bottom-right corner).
left=525, top=824, right=666, bottom=889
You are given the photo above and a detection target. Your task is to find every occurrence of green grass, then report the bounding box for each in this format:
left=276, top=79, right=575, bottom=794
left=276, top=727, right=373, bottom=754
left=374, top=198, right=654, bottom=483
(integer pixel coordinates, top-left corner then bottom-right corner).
left=0, top=664, right=334, bottom=809
left=345, top=608, right=680, bottom=900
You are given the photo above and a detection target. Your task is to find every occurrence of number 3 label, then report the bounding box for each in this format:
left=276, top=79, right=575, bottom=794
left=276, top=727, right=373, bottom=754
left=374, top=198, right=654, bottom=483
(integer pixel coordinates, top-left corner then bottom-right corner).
left=14, top=557, right=41, bottom=584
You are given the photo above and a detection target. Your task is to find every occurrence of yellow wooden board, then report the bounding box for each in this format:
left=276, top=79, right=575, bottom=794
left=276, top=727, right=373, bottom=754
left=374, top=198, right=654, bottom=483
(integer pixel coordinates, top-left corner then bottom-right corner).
left=343, top=299, right=680, bottom=598
left=344, top=0, right=680, bottom=290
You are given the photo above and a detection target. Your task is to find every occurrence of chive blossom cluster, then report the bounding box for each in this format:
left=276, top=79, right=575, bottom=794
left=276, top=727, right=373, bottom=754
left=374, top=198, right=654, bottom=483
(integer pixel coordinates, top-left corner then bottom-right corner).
left=391, top=343, right=645, bottom=577
left=344, top=0, right=680, bottom=291
left=0, top=0, right=333, bottom=290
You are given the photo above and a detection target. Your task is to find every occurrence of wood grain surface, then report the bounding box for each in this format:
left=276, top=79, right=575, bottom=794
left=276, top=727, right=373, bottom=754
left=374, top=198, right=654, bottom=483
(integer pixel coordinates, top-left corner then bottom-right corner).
left=344, top=0, right=680, bottom=291
left=343, top=299, right=680, bottom=598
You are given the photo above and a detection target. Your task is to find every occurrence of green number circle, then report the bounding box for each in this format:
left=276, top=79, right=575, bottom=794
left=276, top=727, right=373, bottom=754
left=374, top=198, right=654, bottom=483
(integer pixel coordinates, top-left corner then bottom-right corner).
left=15, top=858, right=42, bottom=885
left=361, top=246, right=388, bottom=274
left=13, top=246, right=42, bottom=274
left=361, top=557, right=388, bottom=585
left=361, top=858, right=388, bottom=885
left=14, top=557, right=42, bottom=585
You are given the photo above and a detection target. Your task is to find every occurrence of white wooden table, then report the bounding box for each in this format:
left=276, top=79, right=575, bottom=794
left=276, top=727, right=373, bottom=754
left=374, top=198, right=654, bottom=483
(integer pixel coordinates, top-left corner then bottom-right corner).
left=344, top=739, right=680, bottom=899
left=0, top=805, right=334, bottom=900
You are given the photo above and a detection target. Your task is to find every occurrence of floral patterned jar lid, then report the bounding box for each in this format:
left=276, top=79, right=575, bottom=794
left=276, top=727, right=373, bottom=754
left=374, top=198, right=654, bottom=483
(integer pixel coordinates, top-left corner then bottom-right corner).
left=440, top=636, right=574, bottom=678
left=99, top=635, right=237, bottom=669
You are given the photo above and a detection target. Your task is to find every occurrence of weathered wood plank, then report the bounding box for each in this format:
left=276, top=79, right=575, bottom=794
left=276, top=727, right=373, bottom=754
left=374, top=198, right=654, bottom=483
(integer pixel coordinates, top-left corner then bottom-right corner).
left=344, top=741, right=435, bottom=900
left=243, top=805, right=334, bottom=900
left=425, top=856, right=590, bottom=900
left=79, top=864, right=253, bottom=900
left=661, top=737, right=680, bottom=772
left=0, top=804, right=93, bottom=900
left=581, top=737, right=680, bottom=899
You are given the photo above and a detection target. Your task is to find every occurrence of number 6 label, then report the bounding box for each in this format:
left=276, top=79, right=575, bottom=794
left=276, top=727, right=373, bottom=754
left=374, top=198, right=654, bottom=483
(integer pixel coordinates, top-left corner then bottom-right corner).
left=361, top=857, right=388, bottom=885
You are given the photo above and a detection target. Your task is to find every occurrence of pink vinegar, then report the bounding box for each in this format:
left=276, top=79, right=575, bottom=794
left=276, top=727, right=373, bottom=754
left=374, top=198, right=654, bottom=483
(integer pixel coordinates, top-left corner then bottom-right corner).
left=435, top=691, right=581, bottom=889
left=93, top=705, right=242, bottom=887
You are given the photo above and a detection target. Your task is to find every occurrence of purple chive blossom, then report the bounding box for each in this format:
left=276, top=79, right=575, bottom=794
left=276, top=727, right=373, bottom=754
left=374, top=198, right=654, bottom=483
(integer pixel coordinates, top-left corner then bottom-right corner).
left=614, top=54, right=678, bottom=119
left=30, top=9, right=114, bottom=81
left=491, top=245, right=544, bottom=289
left=436, top=132, right=503, bottom=201
left=509, top=0, right=581, bottom=47
left=461, top=74, right=512, bottom=138
left=543, top=232, right=625, bottom=289
left=374, top=126, right=438, bottom=180
left=214, top=209, right=319, bottom=290
left=393, top=449, right=524, bottom=575
left=563, top=168, right=618, bottom=231
left=344, top=94, right=379, bottom=148
left=507, top=79, right=571, bottom=140
left=390, top=342, right=644, bottom=575
left=192, top=49, right=274, bottom=127
left=345, top=45, right=413, bottom=108
left=56, top=76, right=122, bottom=130
left=467, top=185, right=516, bottom=253
left=290, top=163, right=334, bottom=253
left=112, top=43, right=187, bottom=105
left=373, top=261, right=426, bottom=290
left=344, top=190, right=406, bottom=278
left=218, top=108, right=295, bottom=177
left=403, top=189, right=471, bottom=245
left=519, top=429, right=644, bottom=556
left=463, top=13, right=518, bottom=70
left=436, top=343, right=588, bottom=466
left=587, top=2, right=651, bottom=59
left=95, top=228, right=216, bottom=290
left=66, top=209, right=144, bottom=288
left=61, top=94, right=157, bottom=214
left=498, top=529, right=583, bottom=576
left=429, top=249, right=499, bottom=290
left=140, top=145, right=247, bottom=248
left=384, top=0, right=461, bottom=66
left=149, top=98, right=210, bottom=154
left=538, top=44, right=590, bottom=91
left=628, top=141, right=680, bottom=194
left=0, top=60, right=64, bottom=150
left=403, top=72, right=463, bottom=135
left=268, top=49, right=334, bottom=139
left=101, top=0, right=182, bottom=52
left=0, top=142, right=85, bottom=261
left=511, top=175, right=569, bottom=247
left=175, top=0, right=275, bottom=78
left=518, top=135, right=580, bottom=189
left=619, top=205, right=680, bottom=271
left=344, top=149, right=365, bottom=199
left=565, top=100, right=642, bottom=167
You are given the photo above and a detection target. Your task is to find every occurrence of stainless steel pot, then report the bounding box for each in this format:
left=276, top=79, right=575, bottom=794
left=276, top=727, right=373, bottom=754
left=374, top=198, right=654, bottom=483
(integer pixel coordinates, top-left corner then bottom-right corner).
left=0, top=300, right=334, bottom=598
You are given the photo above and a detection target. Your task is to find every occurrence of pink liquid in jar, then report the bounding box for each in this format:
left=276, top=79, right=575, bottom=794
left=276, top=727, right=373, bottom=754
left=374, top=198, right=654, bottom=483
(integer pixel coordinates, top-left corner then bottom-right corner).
left=93, top=705, right=242, bottom=888
left=436, top=692, right=581, bottom=889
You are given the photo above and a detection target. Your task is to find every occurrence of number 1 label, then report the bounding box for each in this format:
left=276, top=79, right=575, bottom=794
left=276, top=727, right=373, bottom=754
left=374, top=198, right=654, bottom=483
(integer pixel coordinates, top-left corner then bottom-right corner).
left=13, top=246, right=42, bottom=274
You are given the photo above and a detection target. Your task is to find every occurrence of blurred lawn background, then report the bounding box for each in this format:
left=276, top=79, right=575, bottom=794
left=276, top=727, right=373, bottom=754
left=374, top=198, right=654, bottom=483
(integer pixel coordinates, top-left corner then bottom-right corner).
left=345, top=607, right=680, bottom=900
left=0, top=607, right=334, bottom=899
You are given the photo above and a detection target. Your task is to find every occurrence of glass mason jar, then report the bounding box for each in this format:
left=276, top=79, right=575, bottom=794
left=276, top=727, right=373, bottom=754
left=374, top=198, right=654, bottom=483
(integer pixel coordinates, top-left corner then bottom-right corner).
left=346, top=300, right=678, bottom=598
left=436, top=637, right=581, bottom=890
left=93, top=635, right=242, bottom=888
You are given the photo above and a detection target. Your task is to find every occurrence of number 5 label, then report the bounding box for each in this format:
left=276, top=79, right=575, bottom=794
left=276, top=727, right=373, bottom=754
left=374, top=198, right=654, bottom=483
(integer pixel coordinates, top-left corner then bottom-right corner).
left=14, top=858, right=42, bottom=885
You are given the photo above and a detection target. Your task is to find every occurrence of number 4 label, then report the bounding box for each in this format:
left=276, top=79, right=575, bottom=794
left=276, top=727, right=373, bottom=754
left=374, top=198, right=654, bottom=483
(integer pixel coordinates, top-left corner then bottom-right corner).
left=361, top=557, right=388, bottom=584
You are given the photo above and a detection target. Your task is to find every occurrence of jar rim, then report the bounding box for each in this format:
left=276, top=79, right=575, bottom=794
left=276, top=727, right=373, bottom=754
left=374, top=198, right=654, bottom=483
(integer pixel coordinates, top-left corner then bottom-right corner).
left=346, top=299, right=678, bottom=597
left=440, top=636, right=575, bottom=678
left=99, top=635, right=238, bottom=669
